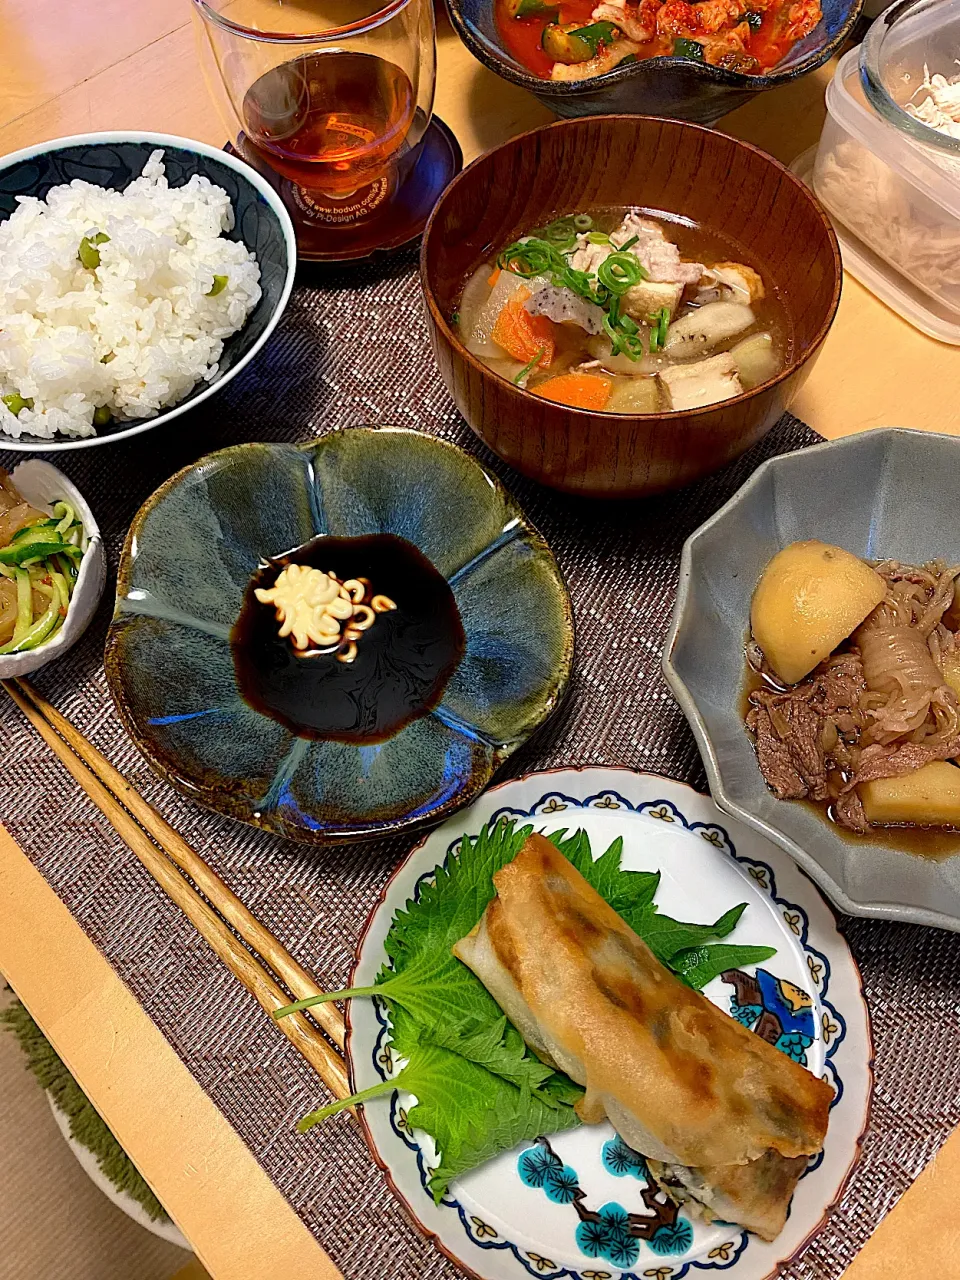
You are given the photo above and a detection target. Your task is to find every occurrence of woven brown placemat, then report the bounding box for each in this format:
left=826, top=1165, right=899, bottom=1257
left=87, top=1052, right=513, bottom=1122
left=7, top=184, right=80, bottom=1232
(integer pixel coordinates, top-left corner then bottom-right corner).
left=3, top=251, right=960, bottom=1280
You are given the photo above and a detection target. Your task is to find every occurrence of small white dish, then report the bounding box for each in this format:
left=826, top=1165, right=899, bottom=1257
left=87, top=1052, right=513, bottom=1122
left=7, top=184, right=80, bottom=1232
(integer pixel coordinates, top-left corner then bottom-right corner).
left=46, top=1095, right=189, bottom=1249
left=0, top=460, right=106, bottom=677
left=346, top=766, right=873, bottom=1280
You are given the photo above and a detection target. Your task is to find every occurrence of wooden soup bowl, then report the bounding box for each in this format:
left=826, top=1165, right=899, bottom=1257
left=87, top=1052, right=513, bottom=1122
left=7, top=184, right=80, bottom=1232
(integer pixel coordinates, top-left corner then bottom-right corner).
left=421, top=115, right=841, bottom=499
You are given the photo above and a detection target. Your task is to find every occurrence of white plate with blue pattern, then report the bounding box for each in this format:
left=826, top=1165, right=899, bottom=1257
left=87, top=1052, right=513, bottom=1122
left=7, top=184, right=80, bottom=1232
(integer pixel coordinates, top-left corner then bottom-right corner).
left=347, top=766, right=873, bottom=1280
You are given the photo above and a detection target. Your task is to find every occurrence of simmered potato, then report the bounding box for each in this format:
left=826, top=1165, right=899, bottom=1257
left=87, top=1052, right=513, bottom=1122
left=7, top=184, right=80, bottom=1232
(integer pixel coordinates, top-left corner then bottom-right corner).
left=861, top=761, right=960, bottom=827
left=730, top=332, right=779, bottom=390
left=606, top=376, right=660, bottom=414
left=750, top=541, right=886, bottom=685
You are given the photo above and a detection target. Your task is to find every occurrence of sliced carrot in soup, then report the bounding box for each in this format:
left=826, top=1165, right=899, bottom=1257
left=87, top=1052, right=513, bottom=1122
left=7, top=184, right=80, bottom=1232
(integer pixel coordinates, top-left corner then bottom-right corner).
left=490, top=290, right=556, bottom=366
left=531, top=372, right=612, bottom=411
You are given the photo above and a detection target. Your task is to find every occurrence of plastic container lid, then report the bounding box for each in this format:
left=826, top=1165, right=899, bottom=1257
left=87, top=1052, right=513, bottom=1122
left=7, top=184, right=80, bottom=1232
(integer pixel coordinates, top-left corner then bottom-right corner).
left=827, top=46, right=960, bottom=222
left=860, top=0, right=960, bottom=159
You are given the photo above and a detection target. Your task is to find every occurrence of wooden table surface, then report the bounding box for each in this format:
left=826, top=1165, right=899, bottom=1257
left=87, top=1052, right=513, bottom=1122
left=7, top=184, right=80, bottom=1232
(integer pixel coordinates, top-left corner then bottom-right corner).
left=1, top=2, right=959, bottom=1277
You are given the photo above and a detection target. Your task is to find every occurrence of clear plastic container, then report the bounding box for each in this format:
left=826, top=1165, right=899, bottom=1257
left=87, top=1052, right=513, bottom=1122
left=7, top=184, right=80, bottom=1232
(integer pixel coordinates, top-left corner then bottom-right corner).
left=794, top=143, right=960, bottom=343
left=812, top=5, right=960, bottom=335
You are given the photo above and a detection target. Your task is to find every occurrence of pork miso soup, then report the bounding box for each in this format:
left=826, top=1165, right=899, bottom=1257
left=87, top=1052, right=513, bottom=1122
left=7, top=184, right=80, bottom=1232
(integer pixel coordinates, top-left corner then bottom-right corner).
left=455, top=208, right=791, bottom=415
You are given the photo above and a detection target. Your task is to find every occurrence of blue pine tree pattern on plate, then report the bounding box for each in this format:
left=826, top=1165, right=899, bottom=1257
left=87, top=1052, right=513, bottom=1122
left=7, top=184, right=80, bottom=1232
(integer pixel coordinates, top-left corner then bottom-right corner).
left=519, top=1137, right=694, bottom=1267
left=601, top=1136, right=647, bottom=1180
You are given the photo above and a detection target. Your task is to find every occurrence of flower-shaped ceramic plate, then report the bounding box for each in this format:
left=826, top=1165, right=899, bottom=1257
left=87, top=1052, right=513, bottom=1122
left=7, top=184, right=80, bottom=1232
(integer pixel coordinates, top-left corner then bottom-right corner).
left=104, top=427, right=573, bottom=844
left=346, top=766, right=872, bottom=1280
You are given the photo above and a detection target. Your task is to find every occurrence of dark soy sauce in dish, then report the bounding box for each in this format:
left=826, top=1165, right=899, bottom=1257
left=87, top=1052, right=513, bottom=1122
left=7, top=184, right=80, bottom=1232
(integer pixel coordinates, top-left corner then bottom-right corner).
left=741, top=660, right=960, bottom=861
left=232, top=533, right=466, bottom=744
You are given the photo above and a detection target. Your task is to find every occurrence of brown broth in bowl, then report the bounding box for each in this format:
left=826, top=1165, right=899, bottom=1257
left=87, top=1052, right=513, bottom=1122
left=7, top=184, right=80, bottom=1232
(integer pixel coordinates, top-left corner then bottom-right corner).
left=456, top=207, right=792, bottom=416
left=232, top=533, right=465, bottom=744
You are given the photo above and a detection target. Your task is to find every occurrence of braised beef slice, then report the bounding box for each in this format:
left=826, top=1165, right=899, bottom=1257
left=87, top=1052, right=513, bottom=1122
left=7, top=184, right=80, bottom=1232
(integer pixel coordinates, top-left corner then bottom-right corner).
left=748, top=697, right=827, bottom=800
left=833, top=787, right=869, bottom=834
left=852, top=737, right=960, bottom=785
left=747, top=653, right=867, bottom=804
left=746, top=703, right=810, bottom=800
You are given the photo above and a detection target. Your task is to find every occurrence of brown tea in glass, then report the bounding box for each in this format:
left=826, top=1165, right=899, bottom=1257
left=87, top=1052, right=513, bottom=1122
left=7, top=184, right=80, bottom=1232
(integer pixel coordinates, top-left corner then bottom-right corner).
left=193, top=0, right=458, bottom=259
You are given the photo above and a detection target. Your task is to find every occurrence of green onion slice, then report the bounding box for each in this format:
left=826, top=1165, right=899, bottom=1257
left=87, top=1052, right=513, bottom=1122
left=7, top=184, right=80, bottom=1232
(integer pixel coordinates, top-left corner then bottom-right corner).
left=539, top=217, right=578, bottom=250
left=597, top=252, right=646, bottom=294
left=78, top=231, right=109, bottom=269
left=514, top=348, right=546, bottom=385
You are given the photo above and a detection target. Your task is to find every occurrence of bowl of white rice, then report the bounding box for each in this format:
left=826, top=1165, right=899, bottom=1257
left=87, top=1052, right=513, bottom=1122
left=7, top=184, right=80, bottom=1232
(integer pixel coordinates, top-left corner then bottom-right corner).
left=0, top=131, right=296, bottom=451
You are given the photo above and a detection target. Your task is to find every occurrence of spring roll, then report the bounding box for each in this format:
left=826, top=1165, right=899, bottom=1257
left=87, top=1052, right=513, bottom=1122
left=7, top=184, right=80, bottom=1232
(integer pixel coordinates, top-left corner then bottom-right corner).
left=452, top=833, right=833, bottom=1241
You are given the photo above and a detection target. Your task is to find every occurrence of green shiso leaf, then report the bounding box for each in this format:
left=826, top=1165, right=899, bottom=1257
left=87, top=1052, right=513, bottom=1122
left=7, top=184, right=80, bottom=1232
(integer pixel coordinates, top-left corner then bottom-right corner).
left=301, top=1005, right=581, bottom=1203
left=625, top=900, right=749, bottom=963
left=286, top=817, right=777, bottom=1198
left=669, top=942, right=778, bottom=991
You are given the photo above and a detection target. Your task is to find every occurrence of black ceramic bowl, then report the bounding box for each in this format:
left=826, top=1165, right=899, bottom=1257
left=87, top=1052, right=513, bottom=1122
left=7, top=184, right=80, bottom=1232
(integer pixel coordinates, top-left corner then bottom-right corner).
left=446, top=0, right=863, bottom=123
left=0, top=131, right=296, bottom=453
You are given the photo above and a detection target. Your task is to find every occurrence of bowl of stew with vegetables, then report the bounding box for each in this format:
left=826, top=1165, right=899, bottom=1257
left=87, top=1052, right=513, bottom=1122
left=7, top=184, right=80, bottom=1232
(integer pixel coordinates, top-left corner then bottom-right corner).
left=421, top=115, right=841, bottom=498
left=444, top=0, right=862, bottom=123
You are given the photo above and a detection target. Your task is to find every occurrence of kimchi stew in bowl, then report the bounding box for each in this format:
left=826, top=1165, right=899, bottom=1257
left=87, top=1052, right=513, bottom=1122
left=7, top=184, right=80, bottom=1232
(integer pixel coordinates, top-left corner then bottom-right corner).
left=498, top=0, right=824, bottom=81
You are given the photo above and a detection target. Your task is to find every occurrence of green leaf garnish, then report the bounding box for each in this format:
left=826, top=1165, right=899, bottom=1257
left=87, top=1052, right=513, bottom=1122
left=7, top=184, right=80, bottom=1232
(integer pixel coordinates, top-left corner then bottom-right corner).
left=632, top=900, right=748, bottom=959
left=669, top=943, right=777, bottom=990
left=207, top=274, right=229, bottom=296
left=302, top=1005, right=582, bottom=1201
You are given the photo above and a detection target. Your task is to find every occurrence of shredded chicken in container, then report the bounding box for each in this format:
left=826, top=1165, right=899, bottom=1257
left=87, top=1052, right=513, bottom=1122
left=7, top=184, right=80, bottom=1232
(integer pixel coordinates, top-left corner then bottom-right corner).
left=906, top=63, right=960, bottom=137
left=813, top=62, right=960, bottom=304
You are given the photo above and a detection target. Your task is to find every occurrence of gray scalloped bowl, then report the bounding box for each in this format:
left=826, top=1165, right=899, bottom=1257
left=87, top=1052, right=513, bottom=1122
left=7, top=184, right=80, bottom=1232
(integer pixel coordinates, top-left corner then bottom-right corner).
left=0, top=131, right=295, bottom=453
left=104, top=427, right=573, bottom=845
left=446, top=0, right=863, bottom=124
left=663, top=428, right=960, bottom=931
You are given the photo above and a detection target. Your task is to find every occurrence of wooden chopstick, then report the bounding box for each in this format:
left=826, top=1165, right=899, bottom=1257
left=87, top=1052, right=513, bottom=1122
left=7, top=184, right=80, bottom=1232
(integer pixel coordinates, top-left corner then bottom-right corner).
left=3, top=678, right=350, bottom=1103
left=15, top=678, right=345, bottom=1050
